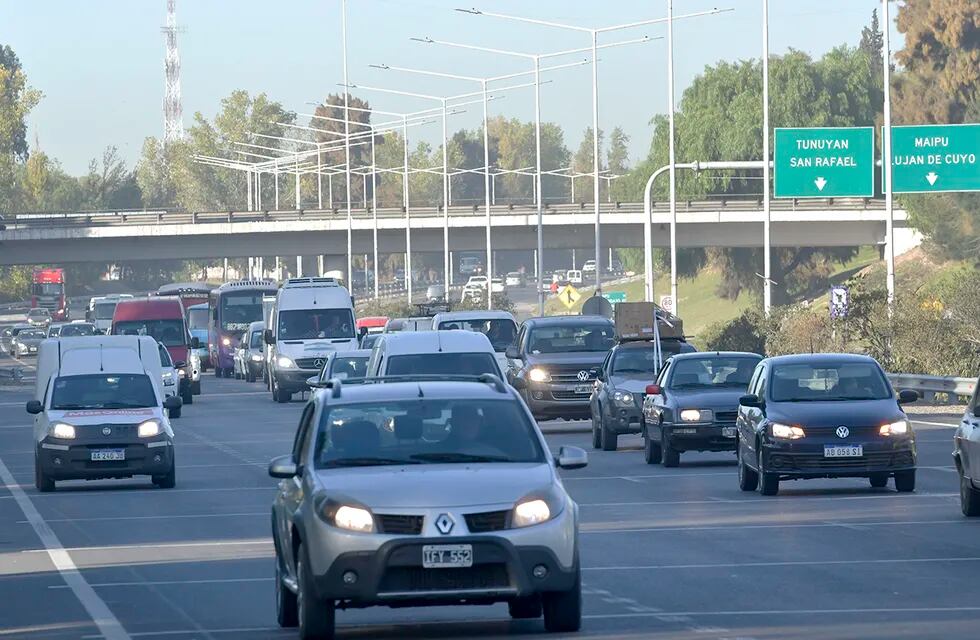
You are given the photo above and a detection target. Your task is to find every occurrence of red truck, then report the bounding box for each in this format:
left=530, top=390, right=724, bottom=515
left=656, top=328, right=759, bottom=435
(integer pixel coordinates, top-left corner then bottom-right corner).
left=32, top=268, right=67, bottom=321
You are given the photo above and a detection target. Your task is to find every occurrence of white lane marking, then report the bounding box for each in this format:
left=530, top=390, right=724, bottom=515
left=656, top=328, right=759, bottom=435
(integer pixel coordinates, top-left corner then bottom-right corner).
left=82, top=628, right=289, bottom=639
left=564, top=472, right=734, bottom=481
left=24, top=485, right=274, bottom=498
left=579, top=492, right=958, bottom=507
left=920, top=466, right=958, bottom=473
left=20, top=511, right=267, bottom=524
left=51, top=577, right=272, bottom=590
left=0, top=402, right=30, bottom=407
left=583, top=606, right=980, bottom=620
left=0, top=456, right=130, bottom=640
left=583, top=518, right=967, bottom=534
left=585, top=556, right=980, bottom=571
left=23, top=538, right=272, bottom=554
left=911, top=419, right=959, bottom=428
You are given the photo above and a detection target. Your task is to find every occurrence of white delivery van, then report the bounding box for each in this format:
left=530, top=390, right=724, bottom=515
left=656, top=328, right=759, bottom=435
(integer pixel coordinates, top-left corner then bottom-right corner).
left=365, top=330, right=504, bottom=379
left=27, top=335, right=181, bottom=491
left=430, top=310, right=518, bottom=374
left=266, top=277, right=357, bottom=403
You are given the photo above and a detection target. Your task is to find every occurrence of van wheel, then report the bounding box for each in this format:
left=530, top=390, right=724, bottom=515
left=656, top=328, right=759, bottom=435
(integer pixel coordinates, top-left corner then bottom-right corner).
left=508, top=596, right=542, bottom=619
left=961, top=473, right=980, bottom=517
left=246, top=369, right=255, bottom=383
left=869, top=473, right=888, bottom=488
left=191, top=380, right=201, bottom=395
left=35, top=457, right=55, bottom=493
left=153, top=460, right=176, bottom=489
left=214, top=367, right=223, bottom=378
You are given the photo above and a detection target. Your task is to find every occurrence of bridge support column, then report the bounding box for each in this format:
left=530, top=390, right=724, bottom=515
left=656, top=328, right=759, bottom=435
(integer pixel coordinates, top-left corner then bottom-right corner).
left=318, top=256, right=324, bottom=278
left=296, top=256, right=302, bottom=278
left=448, top=251, right=454, bottom=287
left=223, top=258, right=228, bottom=281
left=533, top=249, right=538, bottom=278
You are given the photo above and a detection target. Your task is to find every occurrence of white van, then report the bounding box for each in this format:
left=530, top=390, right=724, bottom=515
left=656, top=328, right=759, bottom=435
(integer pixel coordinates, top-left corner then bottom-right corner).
left=365, top=330, right=503, bottom=379
left=89, top=293, right=134, bottom=334
left=266, top=277, right=357, bottom=403
left=430, top=310, right=518, bottom=373
left=27, top=335, right=181, bottom=491
left=566, top=270, right=583, bottom=285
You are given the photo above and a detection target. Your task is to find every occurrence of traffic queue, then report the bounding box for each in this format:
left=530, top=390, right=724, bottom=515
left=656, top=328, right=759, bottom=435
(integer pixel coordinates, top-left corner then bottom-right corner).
left=18, top=276, right=980, bottom=640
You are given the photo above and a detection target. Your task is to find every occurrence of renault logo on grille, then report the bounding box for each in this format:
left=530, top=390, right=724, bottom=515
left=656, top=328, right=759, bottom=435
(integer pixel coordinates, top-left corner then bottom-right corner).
left=835, top=426, right=849, bottom=439
left=313, top=358, right=325, bottom=368
left=435, top=513, right=455, bottom=535
left=577, top=370, right=591, bottom=382
left=102, top=427, right=112, bottom=436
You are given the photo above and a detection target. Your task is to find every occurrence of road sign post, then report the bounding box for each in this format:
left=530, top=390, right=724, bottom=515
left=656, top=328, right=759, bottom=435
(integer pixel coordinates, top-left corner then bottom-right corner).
left=774, top=127, right=875, bottom=198
left=889, top=124, right=980, bottom=193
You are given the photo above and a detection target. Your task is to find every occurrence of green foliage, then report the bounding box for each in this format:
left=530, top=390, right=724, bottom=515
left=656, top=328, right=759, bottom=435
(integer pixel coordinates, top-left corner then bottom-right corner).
left=698, top=308, right=768, bottom=355
left=456, top=293, right=516, bottom=315
left=0, top=266, right=32, bottom=302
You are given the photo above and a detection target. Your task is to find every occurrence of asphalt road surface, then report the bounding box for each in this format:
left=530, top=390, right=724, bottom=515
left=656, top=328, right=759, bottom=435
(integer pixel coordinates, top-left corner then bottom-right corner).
left=1, top=371, right=978, bottom=639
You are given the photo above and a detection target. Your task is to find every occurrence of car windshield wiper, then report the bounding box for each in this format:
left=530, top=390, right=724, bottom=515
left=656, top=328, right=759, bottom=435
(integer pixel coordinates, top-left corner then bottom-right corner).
left=324, top=457, right=419, bottom=467
left=614, top=368, right=651, bottom=374
left=409, top=452, right=511, bottom=463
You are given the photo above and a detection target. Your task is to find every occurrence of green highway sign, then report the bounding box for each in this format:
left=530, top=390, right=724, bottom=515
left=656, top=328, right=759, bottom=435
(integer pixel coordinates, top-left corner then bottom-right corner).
left=889, top=124, right=980, bottom=193
left=602, top=291, right=627, bottom=304
left=774, top=127, right=875, bottom=198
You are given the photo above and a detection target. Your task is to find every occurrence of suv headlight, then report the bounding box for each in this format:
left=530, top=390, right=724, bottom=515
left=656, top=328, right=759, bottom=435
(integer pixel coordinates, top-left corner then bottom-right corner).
left=770, top=422, right=806, bottom=440
left=680, top=409, right=713, bottom=422
left=50, top=423, right=76, bottom=439
left=612, top=390, right=634, bottom=407
left=879, top=420, right=909, bottom=436
left=138, top=419, right=162, bottom=438
left=277, top=356, right=295, bottom=369
left=528, top=367, right=551, bottom=383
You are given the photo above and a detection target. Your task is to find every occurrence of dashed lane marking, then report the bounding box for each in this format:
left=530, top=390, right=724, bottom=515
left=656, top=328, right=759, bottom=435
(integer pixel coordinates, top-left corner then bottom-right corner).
left=582, top=518, right=967, bottom=534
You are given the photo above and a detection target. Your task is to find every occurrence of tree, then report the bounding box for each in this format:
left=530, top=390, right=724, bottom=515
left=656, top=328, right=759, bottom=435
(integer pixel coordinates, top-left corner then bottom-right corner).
left=25, top=147, right=49, bottom=208
left=859, top=9, right=884, bottom=83
left=136, top=137, right=177, bottom=207
left=0, top=43, right=42, bottom=210
left=80, top=146, right=140, bottom=210
left=607, top=126, right=630, bottom=175
left=571, top=127, right=604, bottom=202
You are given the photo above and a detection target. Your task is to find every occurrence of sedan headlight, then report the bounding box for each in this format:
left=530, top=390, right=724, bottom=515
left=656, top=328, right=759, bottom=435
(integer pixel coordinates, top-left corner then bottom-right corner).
left=612, top=390, right=634, bottom=407
left=251, top=354, right=263, bottom=362
left=162, top=371, right=175, bottom=386
left=221, top=337, right=231, bottom=346
left=879, top=420, right=909, bottom=436
left=528, top=367, right=551, bottom=383
left=332, top=505, right=375, bottom=533
left=770, top=422, right=806, bottom=440
left=277, top=356, right=295, bottom=369
left=50, top=423, right=76, bottom=439
left=680, top=409, right=713, bottom=422
left=513, top=499, right=551, bottom=528
left=138, top=419, right=162, bottom=438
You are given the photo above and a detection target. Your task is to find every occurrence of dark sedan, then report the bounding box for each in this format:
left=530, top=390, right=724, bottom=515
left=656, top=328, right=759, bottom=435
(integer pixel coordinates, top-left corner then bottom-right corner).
left=736, top=353, right=919, bottom=496
left=641, top=352, right=761, bottom=465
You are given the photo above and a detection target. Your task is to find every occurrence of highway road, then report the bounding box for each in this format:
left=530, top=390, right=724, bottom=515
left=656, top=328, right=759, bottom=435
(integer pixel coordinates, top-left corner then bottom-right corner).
left=1, top=364, right=978, bottom=639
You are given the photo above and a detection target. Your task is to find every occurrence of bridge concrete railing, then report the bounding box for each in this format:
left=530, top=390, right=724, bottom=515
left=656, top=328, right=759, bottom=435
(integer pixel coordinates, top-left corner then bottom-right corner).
left=888, top=373, right=976, bottom=405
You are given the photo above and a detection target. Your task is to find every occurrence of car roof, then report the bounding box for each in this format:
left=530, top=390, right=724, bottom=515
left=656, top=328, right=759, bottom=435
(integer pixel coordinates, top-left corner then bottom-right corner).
left=331, top=349, right=371, bottom=359
left=432, top=310, right=516, bottom=322
left=666, top=350, right=761, bottom=359
left=381, top=330, right=494, bottom=354
left=764, top=353, right=878, bottom=366
left=28, top=308, right=49, bottom=314
left=524, top=315, right=613, bottom=327
left=321, top=379, right=512, bottom=404
left=247, top=321, right=265, bottom=330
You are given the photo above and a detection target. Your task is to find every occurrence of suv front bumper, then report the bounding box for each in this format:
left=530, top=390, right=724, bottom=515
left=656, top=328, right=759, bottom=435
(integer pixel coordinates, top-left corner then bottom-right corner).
left=524, top=383, right=592, bottom=419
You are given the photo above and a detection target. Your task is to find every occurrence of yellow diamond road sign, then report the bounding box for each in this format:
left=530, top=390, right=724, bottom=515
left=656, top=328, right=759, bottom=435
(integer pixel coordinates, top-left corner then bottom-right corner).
left=558, top=284, right=581, bottom=309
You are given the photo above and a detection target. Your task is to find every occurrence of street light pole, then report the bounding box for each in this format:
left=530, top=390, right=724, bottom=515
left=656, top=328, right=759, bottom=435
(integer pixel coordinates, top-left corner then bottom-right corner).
left=442, top=98, right=450, bottom=297
left=341, top=0, right=353, bottom=288
left=667, top=0, right=678, bottom=314
left=481, top=79, right=493, bottom=310
left=371, top=123, right=379, bottom=299
left=762, top=0, right=772, bottom=314
left=882, top=0, right=895, bottom=307
left=403, top=115, right=413, bottom=303
left=533, top=56, right=544, bottom=315
left=590, top=29, right=602, bottom=292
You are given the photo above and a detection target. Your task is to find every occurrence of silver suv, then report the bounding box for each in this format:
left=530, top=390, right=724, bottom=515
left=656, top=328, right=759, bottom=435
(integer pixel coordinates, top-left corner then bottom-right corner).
left=269, top=374, right=588, bottom=639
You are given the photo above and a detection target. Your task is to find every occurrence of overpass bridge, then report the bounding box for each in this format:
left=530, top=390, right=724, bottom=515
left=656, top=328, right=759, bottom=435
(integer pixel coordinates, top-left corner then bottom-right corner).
left=0, top=198, right=911, bottom=267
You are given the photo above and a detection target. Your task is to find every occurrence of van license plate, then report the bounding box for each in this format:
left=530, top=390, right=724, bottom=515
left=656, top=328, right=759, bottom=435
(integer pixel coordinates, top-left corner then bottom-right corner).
left=824, top=445, right=863, bottom=458
left=574, top=384, right=592, bottom=394
left=91, top=449, right=125, bottom=461
left=422, top=544, right=473, bottom=568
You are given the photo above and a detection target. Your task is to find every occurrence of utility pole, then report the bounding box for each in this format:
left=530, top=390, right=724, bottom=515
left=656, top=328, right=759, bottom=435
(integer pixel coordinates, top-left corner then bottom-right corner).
left=162, top=0, right=184, bottom=143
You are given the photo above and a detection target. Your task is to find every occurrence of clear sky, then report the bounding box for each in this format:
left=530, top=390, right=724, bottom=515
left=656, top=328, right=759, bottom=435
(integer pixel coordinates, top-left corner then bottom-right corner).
left=3, top=0, right=902, bottom=175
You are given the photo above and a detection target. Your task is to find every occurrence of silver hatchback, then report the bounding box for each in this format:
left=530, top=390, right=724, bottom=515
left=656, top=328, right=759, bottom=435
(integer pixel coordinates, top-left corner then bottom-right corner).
left=269, top=374, right=588, bottom=639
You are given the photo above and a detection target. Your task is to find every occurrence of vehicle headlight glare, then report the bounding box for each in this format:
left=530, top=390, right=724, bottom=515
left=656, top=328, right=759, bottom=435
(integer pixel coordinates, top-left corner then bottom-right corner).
left=770, top=422, right=806, bottom=440
left=251, top=354, right=263, bottom=361
left=879, top=420, right=909, bottom=436
left=51, top=423, right=76, bottom=439
left=162, top=371, right=175, bottom=386
left=138, top=420, right=162, bottom=438
left=528, top=368, right=550, bottom=383
left=680, top=409, right=712, bottom=422
left=222, top=337, right=231, bottom=346
left=277, top=356, right=294, bottom=368
left=333, top=505, right=375, bottom=533
left=513, top=499, right=551, bottom=528
left=612, top=390, right=634, bottom=407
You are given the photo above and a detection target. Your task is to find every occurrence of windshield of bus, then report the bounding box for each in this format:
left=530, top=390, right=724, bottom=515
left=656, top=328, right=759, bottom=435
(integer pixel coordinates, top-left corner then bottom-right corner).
left=770, top=362, right=892, bottom=402
left=437, top=318, right=517, bottom=352
left=51, top=374, right=158, bottom=410
left=220, top=292, right=265, bottom=332
left=32, top=283, right=62, bottom=296
left=113, top=319, right=186, bottom=347
left=94, top=302, right=118, bottom=320
left=187, top=307, right=209, bottom=331
left=313, top=399, right=544, bottom=468
left=277, top=309, right=354, bottom=340
left=667, top=356, right=761, bottom=388
left=527, top=323, right=614, bottom=354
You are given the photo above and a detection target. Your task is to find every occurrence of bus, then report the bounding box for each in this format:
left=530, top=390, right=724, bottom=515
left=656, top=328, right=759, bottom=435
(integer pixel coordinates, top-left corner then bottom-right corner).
left=32, top=268, right=67, bottom=321
left=209, top=280, right=279, bottom=378
left=156, top=282, right=212, bottom=310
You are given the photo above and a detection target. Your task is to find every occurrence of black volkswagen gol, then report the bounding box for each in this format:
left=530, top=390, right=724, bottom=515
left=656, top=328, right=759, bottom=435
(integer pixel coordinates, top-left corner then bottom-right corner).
left=736, top=354, right=919, bottom=496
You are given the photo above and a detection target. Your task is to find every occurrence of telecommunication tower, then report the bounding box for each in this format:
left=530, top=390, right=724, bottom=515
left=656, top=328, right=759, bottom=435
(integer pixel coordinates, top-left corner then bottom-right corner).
left=162, top=0, right=184, bottom=143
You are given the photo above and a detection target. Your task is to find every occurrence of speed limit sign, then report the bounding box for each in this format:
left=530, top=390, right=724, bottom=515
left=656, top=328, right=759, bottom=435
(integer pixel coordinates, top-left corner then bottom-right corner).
left=659, top=295, right=674, bottom=313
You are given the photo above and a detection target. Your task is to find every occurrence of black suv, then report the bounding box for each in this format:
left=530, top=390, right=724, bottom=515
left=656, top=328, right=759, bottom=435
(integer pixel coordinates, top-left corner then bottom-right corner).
left=506, top=316, right=615, bottom=421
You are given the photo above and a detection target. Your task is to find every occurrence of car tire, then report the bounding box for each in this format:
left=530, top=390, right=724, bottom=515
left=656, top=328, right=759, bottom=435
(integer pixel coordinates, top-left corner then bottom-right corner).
left=758, top=451, right=779, bottom=496
left=643, top=432, right=662, bottom=465
left=246, top=369, right=255, bottom=383
left=600, top=413, right=618, bottom=452
left=661, top=428, right=679, bottom=467
left=274, top=378, right=291, bottom=404
left=508, top=596, right=542, bottom=619
left=590, top=415, right=601, bottom=449
left=191, top=380, right=201, bottom=395
left=214, top=366, right=223, bottom=378
left=960, top=473, right=980, bottom=517
left=869, top=473, right=888, bottom=488
left=276, top=558, right=299, bottom=628
left=169, top=404, right=181, bottom=419
left=737, top=439, right=758, bottom=491
left=297, top=545, right=335, bottom=640
left=153, top=460, right=176, bottom=489
left=894, top=469, right=916, bottom=493
left=35, top=457, right=55, bottom=493
left=542, top=565, right=581, bottom=633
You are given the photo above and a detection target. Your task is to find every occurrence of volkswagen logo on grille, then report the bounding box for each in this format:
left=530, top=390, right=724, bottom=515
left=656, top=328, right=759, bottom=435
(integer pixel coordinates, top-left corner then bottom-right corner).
left=434, top=513, right=455, bottom=535
left=313, top=358, right=325, bottom=368
left=577, top=370, right=591, bottom=382
left=102, top=427, right=112, bottom=436
left=835, top=426, right=849, bottom=439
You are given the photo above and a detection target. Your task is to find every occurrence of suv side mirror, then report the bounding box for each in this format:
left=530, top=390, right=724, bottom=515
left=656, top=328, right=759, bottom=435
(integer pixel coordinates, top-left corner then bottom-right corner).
left=163, top=396, right=183, bottom=411
left=263, top=329, right=274, bottom=345
left=556, top=446, right=588, bottom=470
left=268, top=454, right=298, bottom=479
left=739, top=393, right=762, bottom=408
left=897, top=389, right=919, bottom=405
left=645, top=384, right=662, bottom=395
left=505, top=345, right=521, bottom=360
left=190, top=337, right=200, bottom=349
left=25, top=400, right=42, bottom=414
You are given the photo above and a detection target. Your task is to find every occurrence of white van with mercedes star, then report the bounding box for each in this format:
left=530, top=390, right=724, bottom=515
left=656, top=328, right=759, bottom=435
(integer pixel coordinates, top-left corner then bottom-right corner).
left=265, top=277, right=357, bottom=403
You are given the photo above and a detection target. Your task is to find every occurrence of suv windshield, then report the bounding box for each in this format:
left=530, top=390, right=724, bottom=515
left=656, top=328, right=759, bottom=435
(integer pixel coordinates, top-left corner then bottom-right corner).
left=51, top=374, right=157, bottom=410
left=770, top=362, right=891, bottom=402
left=437, top=319, right=517, bottom=351
left=313, top=398, right=544, bottom=468
left=113, top=319, right=186, bottom=346
left=527, top=324, right=614, bottom=354
left=668, top=356, right=761, bottom=388
left=278, top=309, right=354, bottom=340
left=386, top=353, right=498, bottom=377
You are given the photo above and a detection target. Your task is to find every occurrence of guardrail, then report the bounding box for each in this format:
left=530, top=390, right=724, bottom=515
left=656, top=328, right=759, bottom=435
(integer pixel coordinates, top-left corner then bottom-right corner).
left=888, top=373, right=976, bottom=405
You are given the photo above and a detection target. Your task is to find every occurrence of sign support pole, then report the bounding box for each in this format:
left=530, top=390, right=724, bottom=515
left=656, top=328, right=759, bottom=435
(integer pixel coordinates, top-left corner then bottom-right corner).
left=761, top=0, right=772, bottom=315
left=882, top=0, right=895, bottom=307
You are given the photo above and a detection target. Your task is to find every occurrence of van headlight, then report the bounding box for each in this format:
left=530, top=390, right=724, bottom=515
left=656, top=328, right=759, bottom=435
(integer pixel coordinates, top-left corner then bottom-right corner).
left=277, top=356, right=295, bottom=368
left=879, top=420, right=909, bottom=436
left=50, top=423, right=76, bottom=439
left=138, top=420, right=162, bottom=438
left=528, top=368, right=550, bottom=383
